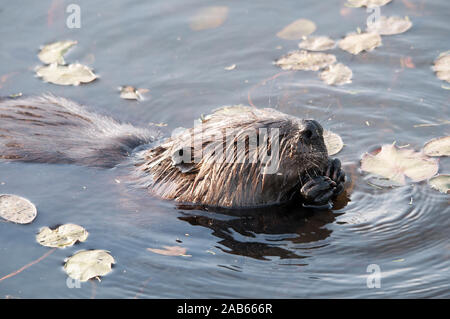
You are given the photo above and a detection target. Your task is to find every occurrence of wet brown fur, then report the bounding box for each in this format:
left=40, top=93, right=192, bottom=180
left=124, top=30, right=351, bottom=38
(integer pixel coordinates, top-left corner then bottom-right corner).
left=0, top=96, right=329, bottom=208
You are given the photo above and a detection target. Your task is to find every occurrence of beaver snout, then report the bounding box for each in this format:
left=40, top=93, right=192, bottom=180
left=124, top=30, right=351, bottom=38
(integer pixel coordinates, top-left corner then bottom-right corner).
left=300, top=120, right=323, bottom=142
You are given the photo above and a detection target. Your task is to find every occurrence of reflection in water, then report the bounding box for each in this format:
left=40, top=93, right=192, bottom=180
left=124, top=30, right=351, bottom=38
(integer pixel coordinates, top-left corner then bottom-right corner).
left=177, top=192, right=349, bottom=261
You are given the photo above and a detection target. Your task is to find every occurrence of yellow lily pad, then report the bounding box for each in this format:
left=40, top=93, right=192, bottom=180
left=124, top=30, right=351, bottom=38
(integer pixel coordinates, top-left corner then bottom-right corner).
left=64, top=250, right=115, bottom=282
left=298, top=36, right=335, bottom=51
left=367, top=16, right=412, bottom=35
left=433, top=52, right=450, bottom=83
left=36, top=224, right=88, bottom=248
left=339, top=32, right=382, bottom=55
left=323, top=130, right=344, bottom=156
left=361, top=144, right=439, bottom=186
left=0, top=194, right=37, bottom=224
left=319, top=63, right=353, bottom=86
left=36, top=63, right=98, bottom=86
left=189, top=6, right=229, bottom=31
left=275, top=50, right=336, bottom=71
left=423, top=136, right=450, bottom=157
left=38, top=40, right=77, bottom=65
left=277, top=19, right=316, bottom=40
left=428, top=175, right=450, bottom=194
left=346, top=0, right=392, bottom=8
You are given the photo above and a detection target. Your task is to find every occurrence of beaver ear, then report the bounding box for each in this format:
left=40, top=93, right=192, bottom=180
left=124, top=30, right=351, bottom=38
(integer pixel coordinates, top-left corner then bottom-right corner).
left=171, top=147, right=197, bottom=174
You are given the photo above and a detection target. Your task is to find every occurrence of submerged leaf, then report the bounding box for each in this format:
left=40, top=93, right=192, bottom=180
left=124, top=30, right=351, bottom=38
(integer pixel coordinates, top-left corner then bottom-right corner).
left=339, top=32, right=382, bottom=55
left=36, top=63, right=97, bottom=86
left=277, top=19, right=316, bottom=40
left=275, top=50, right=336, bottom=71
left=319, top=63, right=353, bottom=86
left=0, top=194, right=37, bottom=224
left=38, top=40, right=77, bottom=65
left=346, top=0, right=392, bottom=8
left=361, top=144, right=439, bottom=185
left=147, top=246, right=188, bottom=256
left=323, top=130, right=344, bottom=155
left=428, top=175, right=450, bottom=194
left=189, top=6, right=229, bottom=31
left=367, top=16, right=412, bottom=35
left=119, top=86, right=143, bottom=100
left=423, top=136, right=450, bottom=157
left=64, top=250, right=115, bottom=282
left=433, top=52, right=450, bottom=83
left=36, top=224, right=88, bottom=248
left=298, top=36, right=336, bottom=51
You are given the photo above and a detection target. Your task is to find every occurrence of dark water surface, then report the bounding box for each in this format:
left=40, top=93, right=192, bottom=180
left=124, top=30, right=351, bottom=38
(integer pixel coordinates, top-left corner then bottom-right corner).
left=0, top=0, right=449, bottom=298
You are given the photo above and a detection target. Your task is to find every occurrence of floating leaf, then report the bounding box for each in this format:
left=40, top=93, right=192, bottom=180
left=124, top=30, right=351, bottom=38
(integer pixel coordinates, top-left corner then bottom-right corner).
left=319, top=63, right=353, bottom=86
left=361, top=144, right=439, bottom=185
left=38, top=40, right=77, bottom=65
left=119, top=86, right=143, bottom=100
left=275, top=50, right=336, bottom=71
left=0, top=194, right=37, bottom=224
left=36, top=63, right=97, bottom=86
left=367, top=16, right=412, bottom=35
left=428, top=175, right=450, bottom=194
left=346, top=0, right=392, bottom=8
left=147, top=245, right=189, bottom=256
left=224, top=64, right=236, bottom=71
left=433, top=52, right=450, bottom=83
left=64, top=250, right=115, bottom=282
left=423, top=136, right=450, bottom=157
left=323, top=130, right=344, bottom=155
left=36, top=224, right=88, bottom=248
left=298, top=36, right=336, bottom=51
left=339, top=32, right=382, bottom=55
left=276, top=19, right=316, bottom=40
left=189, top=6, right=229, bottom=31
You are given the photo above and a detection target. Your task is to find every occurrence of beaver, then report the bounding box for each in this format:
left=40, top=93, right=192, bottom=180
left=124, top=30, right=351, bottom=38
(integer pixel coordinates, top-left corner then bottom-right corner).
left=0, top=94, right=345, bottom=209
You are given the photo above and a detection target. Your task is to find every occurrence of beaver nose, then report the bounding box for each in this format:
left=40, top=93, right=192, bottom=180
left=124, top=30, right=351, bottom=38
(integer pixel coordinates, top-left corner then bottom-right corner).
left=301, top=120, right=322, bottom=141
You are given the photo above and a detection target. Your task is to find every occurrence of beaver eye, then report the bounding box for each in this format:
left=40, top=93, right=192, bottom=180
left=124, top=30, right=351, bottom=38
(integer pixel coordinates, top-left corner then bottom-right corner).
left=303, top=129, right=313, bottom=139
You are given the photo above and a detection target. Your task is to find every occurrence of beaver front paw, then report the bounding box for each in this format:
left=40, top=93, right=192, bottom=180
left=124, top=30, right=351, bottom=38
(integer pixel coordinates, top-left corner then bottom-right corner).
left=325, top=158, right=346, bottom=197
left=300, top=176, right=337, bottom=206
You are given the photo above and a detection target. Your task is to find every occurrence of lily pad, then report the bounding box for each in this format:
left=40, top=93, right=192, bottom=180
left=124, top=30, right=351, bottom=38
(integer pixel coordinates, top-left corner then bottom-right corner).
left=147, top=246, right=189, bottom=256
left=36, top=224, right=88, bottom=248
left=428, top=175, right=450, bottom=194
left=323, top=130, right=344, bottom=156
left=298, top=36, right=336, bottom=51
left=38, top=40, right=77, bottom=65
left=367, top=16, right=412, bottom=35
left=319, top=63, right=353, bottom=86
left=361, top=144, right=439, bottom=185
left=277, top=19, right=316, bottom=40
left=36, top=63, right=98, bottom=86
left=64, top=250, right=115, bottom=282
left=423, top=136, right=450, bottom=157
left=275, top=50, right=336, bottom=71
left=0, top=194, right=37, bottom=224
left=433, top=52, right=450, bottom=83
left=346, top=0, right=392, bottom=8
left=189, top=6, right=229, bottom=31
left=339, top=32, right=382, bottom=55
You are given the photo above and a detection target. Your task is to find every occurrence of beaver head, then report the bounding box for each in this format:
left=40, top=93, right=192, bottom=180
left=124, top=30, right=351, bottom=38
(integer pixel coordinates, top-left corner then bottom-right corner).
left=134, top=106, right=330, bottom=208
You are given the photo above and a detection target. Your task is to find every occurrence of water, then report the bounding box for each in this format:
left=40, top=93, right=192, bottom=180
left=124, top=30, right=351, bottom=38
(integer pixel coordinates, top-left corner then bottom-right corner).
left=0, top=0, right=449, bottom=298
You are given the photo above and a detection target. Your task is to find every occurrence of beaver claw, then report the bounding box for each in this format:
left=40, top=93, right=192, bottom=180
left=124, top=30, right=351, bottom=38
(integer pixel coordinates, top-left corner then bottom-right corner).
left=325, top=158, right=346, bottom=196
left=300, top=159, right=346, bottom=207
left=300, top=176, right=336, bottom=205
